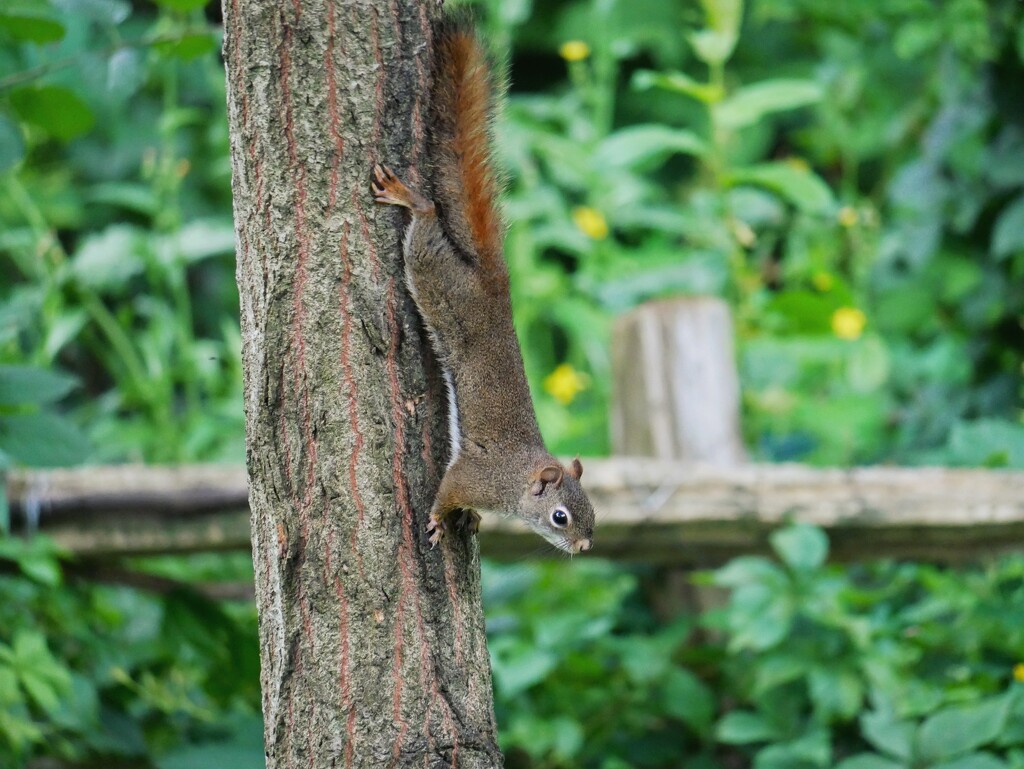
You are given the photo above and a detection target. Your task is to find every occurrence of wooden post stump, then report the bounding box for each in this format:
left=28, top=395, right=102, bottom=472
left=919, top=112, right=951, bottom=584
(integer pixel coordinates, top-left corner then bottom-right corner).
left=611, top=297, right=746, bottom=465
left=611, top=296, right=745, bottom=615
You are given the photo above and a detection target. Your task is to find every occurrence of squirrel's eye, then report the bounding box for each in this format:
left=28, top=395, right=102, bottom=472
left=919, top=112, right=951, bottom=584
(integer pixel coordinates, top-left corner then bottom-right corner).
left=550, top=507, right=570, bottom=528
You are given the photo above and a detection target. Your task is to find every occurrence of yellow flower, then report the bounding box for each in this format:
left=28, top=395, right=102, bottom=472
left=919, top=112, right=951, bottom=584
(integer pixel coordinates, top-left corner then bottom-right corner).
left=812, top=271, right=834, bottom=292
left=1014, top=663, right=1024, bottom=683
left=838, top=206, right=858, bottom=228
left=559, top=40, right=591, bottom=62
left=572, top=206, right=609, bottom=240
left=544, top=363, right=589, bottom=405
left=831, top=307, right=867, bottom=340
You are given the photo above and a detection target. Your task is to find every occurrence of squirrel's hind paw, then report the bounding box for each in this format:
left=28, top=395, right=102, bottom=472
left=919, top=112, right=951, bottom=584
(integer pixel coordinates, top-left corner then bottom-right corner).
left=455, top=508, right=482, bottom=534
left=371, top=164, right=434, bottom=213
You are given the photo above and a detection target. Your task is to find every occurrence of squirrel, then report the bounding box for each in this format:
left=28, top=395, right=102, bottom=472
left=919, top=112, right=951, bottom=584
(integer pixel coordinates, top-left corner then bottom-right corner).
left=371, top=17, right=595, bottom=555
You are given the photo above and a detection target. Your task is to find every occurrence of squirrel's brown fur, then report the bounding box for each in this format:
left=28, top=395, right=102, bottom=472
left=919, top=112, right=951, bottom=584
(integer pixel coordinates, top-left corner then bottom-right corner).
left=371, top=19, right=595, bottom=555
left=428, top=19, right=506, bottom=287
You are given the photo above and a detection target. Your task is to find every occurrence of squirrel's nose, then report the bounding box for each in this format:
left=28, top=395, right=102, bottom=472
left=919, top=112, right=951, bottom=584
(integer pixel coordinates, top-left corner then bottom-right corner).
left=575, top=538, right=592, bottom=553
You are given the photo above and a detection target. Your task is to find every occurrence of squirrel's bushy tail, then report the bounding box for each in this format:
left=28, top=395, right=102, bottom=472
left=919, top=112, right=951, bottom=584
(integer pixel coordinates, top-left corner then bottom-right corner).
left=429, top=17, right=505, bottom=277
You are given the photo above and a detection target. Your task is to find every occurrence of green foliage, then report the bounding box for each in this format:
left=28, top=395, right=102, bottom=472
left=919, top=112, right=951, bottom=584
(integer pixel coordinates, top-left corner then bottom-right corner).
left=0, top=0, right=1023, bottom=767
left=0, top=540, right=260, bottom=767
left=486, top=524, right=1024, bottom=769
left=0, top=364, right=89, bottom=475
left=474, top=0, right=1024, bottom=462
left=0, top=0, right=240, bottom=464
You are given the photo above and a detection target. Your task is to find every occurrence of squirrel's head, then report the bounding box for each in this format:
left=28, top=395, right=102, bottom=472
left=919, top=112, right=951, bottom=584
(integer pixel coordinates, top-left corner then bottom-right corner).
left=520, top=457, right=595, bottom=554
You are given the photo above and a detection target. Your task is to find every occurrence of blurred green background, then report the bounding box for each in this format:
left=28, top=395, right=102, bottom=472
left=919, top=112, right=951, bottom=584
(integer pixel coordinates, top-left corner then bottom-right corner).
left=1, top=0, right=1023, bottom=766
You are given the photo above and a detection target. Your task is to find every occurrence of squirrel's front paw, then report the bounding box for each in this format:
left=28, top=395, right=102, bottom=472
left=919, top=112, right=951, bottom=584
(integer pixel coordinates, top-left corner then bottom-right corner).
left=426, top=514, right=447, bottom=548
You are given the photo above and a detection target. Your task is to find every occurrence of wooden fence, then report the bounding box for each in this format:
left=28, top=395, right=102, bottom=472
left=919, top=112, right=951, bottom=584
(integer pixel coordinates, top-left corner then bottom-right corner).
left=8, top=459, right=1024, bottom=566
left=7, top=298, right=1023, bottom=569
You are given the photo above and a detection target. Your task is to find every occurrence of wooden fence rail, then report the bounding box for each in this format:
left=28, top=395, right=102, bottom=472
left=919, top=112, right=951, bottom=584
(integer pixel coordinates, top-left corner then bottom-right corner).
left=7, top=460, right=1024, bottom=566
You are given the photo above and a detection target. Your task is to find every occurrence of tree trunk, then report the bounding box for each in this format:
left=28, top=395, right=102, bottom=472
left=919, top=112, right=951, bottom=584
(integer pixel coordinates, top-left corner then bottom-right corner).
left=222, top=1, right=503, bottom=767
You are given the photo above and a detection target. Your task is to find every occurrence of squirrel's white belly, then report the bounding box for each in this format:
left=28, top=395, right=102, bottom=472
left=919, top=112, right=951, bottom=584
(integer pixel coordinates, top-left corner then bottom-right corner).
left=442, top=368, right=461, bottom=469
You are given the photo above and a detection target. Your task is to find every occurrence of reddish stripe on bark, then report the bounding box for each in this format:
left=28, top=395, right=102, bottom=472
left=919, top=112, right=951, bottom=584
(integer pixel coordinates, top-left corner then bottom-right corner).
left=442, top=546, right=463, bottom=666
left=335, top=574, right=355, bottom=769
left=387, top=277, right=413, bottom=763
left=338, top=224, right=366, bottom=578
left=325, top=0, right=344, bottom=208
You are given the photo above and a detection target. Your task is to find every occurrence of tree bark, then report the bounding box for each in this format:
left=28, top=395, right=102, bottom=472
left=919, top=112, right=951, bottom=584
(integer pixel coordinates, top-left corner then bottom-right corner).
left=222, top=1, right=503, bottom=767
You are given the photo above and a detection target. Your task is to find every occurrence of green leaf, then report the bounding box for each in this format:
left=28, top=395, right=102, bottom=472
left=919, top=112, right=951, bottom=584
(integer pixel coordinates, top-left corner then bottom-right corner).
left=861, top=710, right=914, bottom=761
left=846, top=336, right=891, bottom=393
left=490, top=639, right=557, bottom=698
left=691, top=0, right=742, bottom=65
left=106, top=48, right=145, bottom=99
left=0, top=479, right=8, bottom=534
left=702, top=0, right=742, bottom=36
left=0, top=113, right=26, bottom=173
left=43, top=310, right=87, bottom=359
left=10, top=630, right=71, bottom=715
left=725, top=581, right=794, bottom=651
left=770, top=524, right=828, bottom=572
left=834, top=754, right=906, bottom=769
left=729, top=162, right=835, bottom=213
left=717, top=79, right=823, bottom=129
left=161, top=217, right=237, bottom=264
left=917, top=696, right=1012, bottom=762
left=70, top=224, right=145, bottom=289
left=753, top=654, right=807, bottom=695
left=713, top=556, right=784, bottom=587
left=932, top=754, right=1008, bottom=769
left=152, top=0, right=210, bottom=10
left=0, top=412, right=90, bottom=467
left=946, top=420, right=1024, bottom=469
left=716, top=711, right=780, bottom=744
left=992, top=195, right=1024, bottom=259
left=70, top=0, right=131, bottom=24
left=631, top=70, right=722, bottom=103
left=809, top=666, right=862, bottom=720
left=596, top=125, right=709, bottom=170
left=689, top=28, right=738, bottom=66
left=0, top=537, right=65, bottom=586
left=0, top=1, right=65, bottom=43
left=153, top=31, right=217, bottom=59
left=10, top=85, right=94, bottom=141
left=86, top=182, right=160, bottom=215
left=754, top=729, right=831, bottom=769
left=0, top=365, right=78, bottom=405
left=663, top=667, right=715, bottom=737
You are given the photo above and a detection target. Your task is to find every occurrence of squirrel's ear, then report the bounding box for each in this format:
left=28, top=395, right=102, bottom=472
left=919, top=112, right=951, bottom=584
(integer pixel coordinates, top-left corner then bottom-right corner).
left=568, top=456, right=583, bottom=480
left=530, top=465, right=564, bottom=496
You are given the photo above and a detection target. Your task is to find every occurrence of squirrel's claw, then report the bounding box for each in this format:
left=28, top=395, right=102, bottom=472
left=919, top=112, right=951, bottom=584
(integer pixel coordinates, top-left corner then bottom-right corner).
left=457, top=508, right=482, bottom=534
left=371, top=163, right=434, bottom=213
left=426, top=515, right=446, bottom=548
